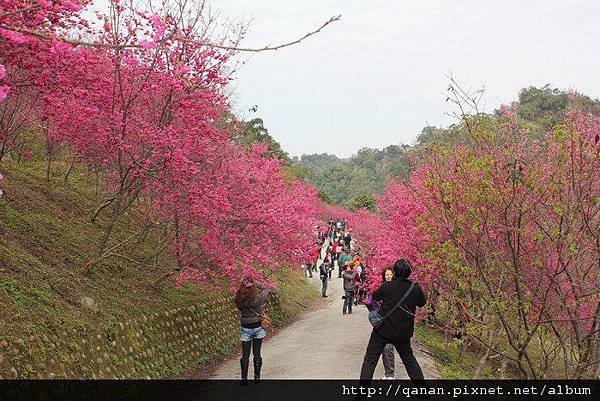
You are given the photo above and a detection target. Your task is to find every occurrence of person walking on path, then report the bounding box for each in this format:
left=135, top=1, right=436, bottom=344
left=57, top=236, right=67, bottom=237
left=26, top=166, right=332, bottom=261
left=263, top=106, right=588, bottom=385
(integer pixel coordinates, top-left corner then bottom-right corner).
left=359, top=259, right=427, bottom=384
left=335, top=239, right=343, bottom=264
left=338, top=249, right=350, bottom=278
left=319, top=261, right=332, bottom=298
left=304, top=261, right=313, bottom=278
left=378, top=267, right=397, bottom=379
left=355, top=262, right=368, bottom=305
left=324, top=247, right=334, bottom=280
left=331, top=240, right=339, bottom=267
left=342, top=263, right=357, bottom=314
left=304, top=244, right=315, bottom=278
left=311, top=243, right=320, bottom=275
left=234, top=276, right=271, bottom=385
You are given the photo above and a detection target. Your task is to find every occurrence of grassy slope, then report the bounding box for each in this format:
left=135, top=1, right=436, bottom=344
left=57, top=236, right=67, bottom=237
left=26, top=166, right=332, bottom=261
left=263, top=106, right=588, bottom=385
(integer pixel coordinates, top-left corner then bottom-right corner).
left=414, top=323, right=498, bottom=379
left=0, top=160, right=318, bottom=377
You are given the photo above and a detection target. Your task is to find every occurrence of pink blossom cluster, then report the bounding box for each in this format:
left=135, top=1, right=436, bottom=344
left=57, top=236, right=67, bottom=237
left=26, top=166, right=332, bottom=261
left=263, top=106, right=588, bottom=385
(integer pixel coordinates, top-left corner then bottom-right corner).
left=0, top=64, right=8, bottom=101
left=321, top=108, right=598, bottom=350
left=372, top=109, right=599, bottom=360
left=0, top=0, right=321, bottom=289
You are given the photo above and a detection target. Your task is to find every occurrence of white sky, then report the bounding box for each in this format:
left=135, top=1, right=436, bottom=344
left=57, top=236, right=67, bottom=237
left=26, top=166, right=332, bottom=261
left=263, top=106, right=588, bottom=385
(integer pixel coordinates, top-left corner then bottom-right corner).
left=93, top=0, right=600, bottom=158
left=216, top=0, right=600, bottom=157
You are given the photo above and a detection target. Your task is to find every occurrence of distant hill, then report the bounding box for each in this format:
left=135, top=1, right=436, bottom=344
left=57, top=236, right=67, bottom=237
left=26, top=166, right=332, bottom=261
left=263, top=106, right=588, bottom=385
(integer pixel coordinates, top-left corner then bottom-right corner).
left=289, top=85, right=600, bottom=207
left=289, top=147, right=410, bottom=210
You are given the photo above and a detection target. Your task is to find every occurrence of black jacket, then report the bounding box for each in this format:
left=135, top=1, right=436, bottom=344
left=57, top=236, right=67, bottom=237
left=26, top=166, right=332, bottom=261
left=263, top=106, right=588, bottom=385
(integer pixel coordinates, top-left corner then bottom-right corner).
left=372, top=277, right=426, bottom=340
left=319, top=263, right=332, bottom=279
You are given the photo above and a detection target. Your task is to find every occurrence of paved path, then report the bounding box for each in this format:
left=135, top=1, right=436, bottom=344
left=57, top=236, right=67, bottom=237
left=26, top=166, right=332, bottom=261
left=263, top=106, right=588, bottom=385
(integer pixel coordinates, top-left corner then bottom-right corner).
left=211, top=267, right=439, bottom=380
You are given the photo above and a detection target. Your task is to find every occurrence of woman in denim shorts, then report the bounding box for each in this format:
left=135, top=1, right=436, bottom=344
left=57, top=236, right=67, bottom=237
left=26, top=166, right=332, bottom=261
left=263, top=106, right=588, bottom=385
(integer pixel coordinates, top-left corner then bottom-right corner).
left=234, top=276, right=271, bottom=385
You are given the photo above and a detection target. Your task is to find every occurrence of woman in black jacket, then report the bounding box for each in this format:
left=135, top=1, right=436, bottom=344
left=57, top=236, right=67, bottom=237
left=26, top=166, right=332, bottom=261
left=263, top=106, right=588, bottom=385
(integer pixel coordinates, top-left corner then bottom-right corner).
left=379, top=267, right=396, bottom=379
left=235, top=276, right=270, bottom=385
left=359, top=259, right=427, bottom=382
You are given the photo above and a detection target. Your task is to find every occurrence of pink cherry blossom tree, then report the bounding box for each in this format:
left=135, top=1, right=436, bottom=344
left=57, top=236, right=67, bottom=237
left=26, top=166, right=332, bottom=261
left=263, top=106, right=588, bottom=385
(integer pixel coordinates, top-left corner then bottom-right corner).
left=1, top=0, right=332, bottom=290
left=377, top=83, right=600, bottom=378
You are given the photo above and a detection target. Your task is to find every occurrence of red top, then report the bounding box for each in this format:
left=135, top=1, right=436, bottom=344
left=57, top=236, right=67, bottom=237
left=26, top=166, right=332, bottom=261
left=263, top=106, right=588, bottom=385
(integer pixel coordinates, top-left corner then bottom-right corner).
left=311, top=246, right=320, bottom=262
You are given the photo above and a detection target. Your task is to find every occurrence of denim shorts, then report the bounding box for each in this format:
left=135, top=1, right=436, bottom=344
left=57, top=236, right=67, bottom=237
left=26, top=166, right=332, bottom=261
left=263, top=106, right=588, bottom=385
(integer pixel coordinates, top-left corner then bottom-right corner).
left=240, top=326, right=266, bottom=342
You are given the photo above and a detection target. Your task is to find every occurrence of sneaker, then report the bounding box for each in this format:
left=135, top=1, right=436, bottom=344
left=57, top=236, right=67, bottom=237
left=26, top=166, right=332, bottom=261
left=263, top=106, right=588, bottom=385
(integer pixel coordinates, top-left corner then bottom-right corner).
left=348, top=310, right=353, bottom=314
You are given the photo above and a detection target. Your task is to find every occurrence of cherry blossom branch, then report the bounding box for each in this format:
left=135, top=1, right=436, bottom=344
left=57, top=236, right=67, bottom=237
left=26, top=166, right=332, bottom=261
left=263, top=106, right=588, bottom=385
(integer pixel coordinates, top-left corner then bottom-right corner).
left=0, top=15, right=341, bottom=52
left=0, top=5, right=40, bottom=19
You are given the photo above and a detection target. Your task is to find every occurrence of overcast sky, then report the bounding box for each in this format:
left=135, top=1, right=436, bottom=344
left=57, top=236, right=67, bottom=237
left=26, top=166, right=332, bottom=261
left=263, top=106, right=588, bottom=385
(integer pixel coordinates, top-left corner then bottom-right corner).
left=215, top=0, right=600, bottom=158
left=93, top=0, right=600, bottom=158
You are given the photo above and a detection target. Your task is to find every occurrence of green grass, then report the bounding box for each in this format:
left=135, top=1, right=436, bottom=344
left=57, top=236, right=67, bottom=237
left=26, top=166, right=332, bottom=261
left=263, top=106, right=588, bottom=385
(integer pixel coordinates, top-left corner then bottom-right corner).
left=0, top=159, right=319, bottom=378
left=414, top=323, right=497, bottom=379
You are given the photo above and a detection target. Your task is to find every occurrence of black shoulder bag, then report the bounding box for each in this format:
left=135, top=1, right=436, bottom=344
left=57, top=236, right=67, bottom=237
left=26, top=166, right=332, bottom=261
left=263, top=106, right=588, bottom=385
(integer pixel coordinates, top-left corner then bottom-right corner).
left=368, top=282, right=414, bottom=329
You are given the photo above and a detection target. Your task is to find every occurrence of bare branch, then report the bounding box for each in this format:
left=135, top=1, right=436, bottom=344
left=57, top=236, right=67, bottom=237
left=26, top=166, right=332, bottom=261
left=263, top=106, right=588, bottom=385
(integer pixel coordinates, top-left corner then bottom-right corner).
left=0, top=15, right=341, bottom=52
left=175, top=14, right=341, bottom=52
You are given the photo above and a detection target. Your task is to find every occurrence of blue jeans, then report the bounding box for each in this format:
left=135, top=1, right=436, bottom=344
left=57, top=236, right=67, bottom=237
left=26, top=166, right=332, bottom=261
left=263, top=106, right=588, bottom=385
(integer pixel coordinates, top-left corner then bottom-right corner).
left=344, top=290, right=355, bottom=312
left=240, top=326, right=266, bottom=342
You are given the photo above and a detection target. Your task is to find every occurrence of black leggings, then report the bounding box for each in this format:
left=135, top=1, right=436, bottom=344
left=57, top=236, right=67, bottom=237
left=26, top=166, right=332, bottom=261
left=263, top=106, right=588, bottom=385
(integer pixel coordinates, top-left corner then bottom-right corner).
left=241, top=338, right=262, bottom=362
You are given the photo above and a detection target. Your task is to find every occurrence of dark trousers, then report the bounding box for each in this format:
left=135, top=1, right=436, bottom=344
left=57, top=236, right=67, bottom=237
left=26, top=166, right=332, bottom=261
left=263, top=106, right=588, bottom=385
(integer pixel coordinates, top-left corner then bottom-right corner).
left=343, top=290, right=355, bottom=312
left=241, top=338, right=262, bottom=362
left=382, top=344, right=395, bottom=377
left=321, top=277, right=328, bottom=296
left=359, top=331, right=424, bottom=383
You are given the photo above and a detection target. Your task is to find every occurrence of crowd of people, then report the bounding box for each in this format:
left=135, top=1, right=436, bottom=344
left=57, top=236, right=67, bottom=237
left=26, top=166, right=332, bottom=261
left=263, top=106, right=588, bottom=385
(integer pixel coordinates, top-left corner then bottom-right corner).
left=233, top=218, right=428, bottom=385
left=307, top=220, right=368, bottom=310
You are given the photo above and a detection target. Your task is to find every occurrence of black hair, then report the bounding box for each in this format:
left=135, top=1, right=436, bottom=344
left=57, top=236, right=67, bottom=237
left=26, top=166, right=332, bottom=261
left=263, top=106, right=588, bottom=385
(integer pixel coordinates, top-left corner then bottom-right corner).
left=393, top=259, right=412, bottom=278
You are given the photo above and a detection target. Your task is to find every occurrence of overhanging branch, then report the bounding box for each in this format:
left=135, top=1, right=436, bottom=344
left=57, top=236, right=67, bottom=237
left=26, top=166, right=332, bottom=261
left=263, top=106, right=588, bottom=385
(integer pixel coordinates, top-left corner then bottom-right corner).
left=0, top=15, right=341, bottom=52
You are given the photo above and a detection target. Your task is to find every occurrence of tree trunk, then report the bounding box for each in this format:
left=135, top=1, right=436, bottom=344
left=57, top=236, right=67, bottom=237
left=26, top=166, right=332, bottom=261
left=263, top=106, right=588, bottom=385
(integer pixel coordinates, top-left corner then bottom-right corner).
left=474, top=348, right=490, bottom=379
left=95, top=170, right=100, bottom=196
left=45, top=151, right=53, bottom=182
left=63, top=155, right=76, bottom=183
left=575, top=301, right=600, bottom=378
left=96, top=195, right=122, bottom=258
left=474, top=329, right=495, bottom=378
left=498, top=356, right=508, bottom=379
